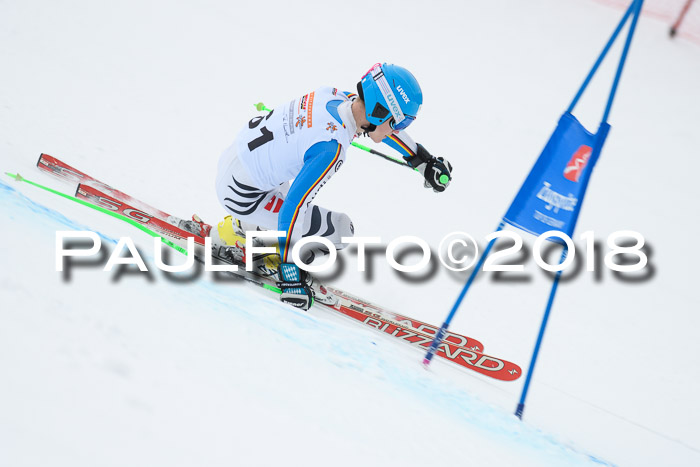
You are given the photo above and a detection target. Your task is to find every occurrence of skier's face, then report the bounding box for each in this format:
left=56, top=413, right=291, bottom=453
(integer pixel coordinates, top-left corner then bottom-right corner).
left=368, top=118, right=398, bottom=143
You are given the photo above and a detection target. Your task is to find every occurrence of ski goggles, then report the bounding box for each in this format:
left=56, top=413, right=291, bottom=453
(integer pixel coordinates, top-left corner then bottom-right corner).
left=389, top=114, right=415, bottom=131
left=365, top=64, right=414, bottom=131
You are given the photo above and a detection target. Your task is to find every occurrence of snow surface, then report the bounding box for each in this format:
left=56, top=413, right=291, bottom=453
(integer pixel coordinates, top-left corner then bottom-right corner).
left=1, top=0, right=699, bottom=466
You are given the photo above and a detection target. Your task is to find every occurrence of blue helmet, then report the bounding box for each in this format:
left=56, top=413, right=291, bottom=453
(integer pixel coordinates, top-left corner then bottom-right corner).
left=357, top=63, right=423, bottom=131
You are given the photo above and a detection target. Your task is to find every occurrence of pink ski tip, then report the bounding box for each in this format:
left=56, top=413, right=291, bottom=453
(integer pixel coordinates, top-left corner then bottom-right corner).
left=422, top=358, right=431, bottom=368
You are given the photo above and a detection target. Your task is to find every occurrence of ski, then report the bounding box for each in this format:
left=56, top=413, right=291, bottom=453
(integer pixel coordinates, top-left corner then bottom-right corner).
left=203, top=261, right=519, bottom=380
left=79, top=176, right=489, bottom=353
left=80, top=175, right=487, bottom=355
left=327, top=287, right=484, bottom=352
left=184, top=256, right=517, bottom=379
left=32, top=155, right=522, bottom=380
left=76, top=183, right=207, bottom=246
left=79, top=185, right=519, bottom=380
left=37, top=153, right=184, bottom=223
left=330, top=301, right=520, bottom=381
left=40, top=154, right=484, bottom=348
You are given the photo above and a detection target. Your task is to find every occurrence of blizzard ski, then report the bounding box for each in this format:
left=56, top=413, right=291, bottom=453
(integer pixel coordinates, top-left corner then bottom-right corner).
left=327, top=287, right=484, bottom=351
left=33, top=154, right=522, bottom=380
left=79, top=180, right=490, bottom=355
left=330, top=302, right=520, bottom=380
left=76, top=183, right=207, bottom=246
left=38, top=153, right=187, bottom=225
left=41, top=153, right=484, bottom=348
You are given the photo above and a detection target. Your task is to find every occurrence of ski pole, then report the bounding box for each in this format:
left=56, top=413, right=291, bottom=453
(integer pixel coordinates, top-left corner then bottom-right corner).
left=423, top=221, right=505, bottom=367
left=350, top=141, right=418, bottom=172
left=5, top=172, right=188, bottom=254
left=254, top=102, right=417, bottom=172
left=4, top=172, right=283, bottom=294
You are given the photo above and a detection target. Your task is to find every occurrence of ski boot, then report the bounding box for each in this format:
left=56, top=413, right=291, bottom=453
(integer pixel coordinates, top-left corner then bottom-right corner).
left=210, top=215, right=249, bottom=265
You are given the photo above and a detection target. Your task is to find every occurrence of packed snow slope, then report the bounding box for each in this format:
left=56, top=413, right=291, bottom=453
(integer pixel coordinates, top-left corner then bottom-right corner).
left=1, top=175, right=604, bottom=467
left=1, top=0, right=699, bottom=466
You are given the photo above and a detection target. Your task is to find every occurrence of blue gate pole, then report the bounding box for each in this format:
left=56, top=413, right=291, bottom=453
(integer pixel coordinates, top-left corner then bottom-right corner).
left=567, top=0, right=638, bottom=114
left=515, top=0, right=643, bottom=421
left=423, top=221, right=505, bottom=366
left=515, top=247, right=568, bottom=419
left=602, top=0, right=644, bottom=124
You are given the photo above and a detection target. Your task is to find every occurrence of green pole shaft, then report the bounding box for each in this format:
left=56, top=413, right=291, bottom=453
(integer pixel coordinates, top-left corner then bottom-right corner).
left=5, top=172, right=282, bottom=294
left=6, top=172, right=187, bottom=254
left=255, top=102, right=416, bottom=171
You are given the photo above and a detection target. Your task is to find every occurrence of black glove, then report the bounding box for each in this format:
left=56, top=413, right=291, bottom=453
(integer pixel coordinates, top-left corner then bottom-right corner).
left=277, top=262, right=314, bottom=310
left=415, top=144, right=452, bottom=193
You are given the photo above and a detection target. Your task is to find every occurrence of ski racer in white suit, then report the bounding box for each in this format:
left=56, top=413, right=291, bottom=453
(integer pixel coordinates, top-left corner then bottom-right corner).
left=215, top=63, right=453, bottom=310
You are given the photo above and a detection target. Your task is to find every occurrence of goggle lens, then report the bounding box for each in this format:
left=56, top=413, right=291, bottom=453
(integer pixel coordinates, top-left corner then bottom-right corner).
left=390, top=115, right=415, bottom=131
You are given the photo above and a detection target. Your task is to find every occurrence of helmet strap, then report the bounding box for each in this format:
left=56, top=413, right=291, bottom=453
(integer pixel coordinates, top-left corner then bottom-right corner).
left=360, top=123, right=377, bottom=136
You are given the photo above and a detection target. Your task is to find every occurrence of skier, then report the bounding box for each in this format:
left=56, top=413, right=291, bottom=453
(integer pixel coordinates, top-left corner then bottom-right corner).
left=213, top=63, right=453, bottom=310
